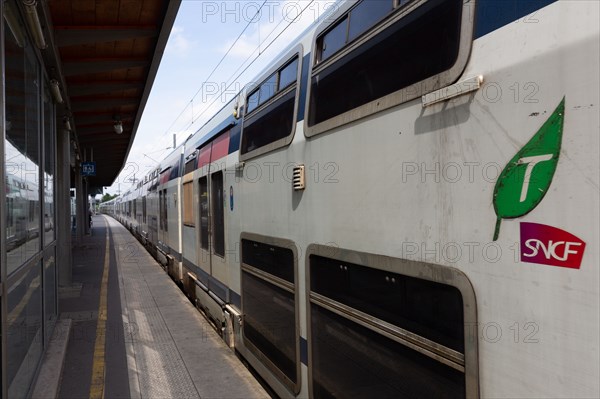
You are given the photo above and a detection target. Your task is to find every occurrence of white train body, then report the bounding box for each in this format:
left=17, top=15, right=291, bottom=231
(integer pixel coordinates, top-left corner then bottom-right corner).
left=101, top=0, right=599, bottom=397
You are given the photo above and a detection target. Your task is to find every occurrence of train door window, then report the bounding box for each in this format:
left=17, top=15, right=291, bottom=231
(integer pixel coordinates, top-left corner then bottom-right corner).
left=142, top=196, right=147, bottom=224
left=159, top=191, right=163, bottom=230
left=307, top=245, right=478, bottom=398
left=211, top=171, right=225, bottom=257
left=133, top=200, right=136, bottom=219
left=240, top=49, right=301, bottom=160
left=241, top=235, right=299, bottom=393
left=183, top=181, right=194, bottom=227
left=184, top=150, right=198, bottom=175
left=199, top=177, right=209, bottom=250
left=306, top=0, right=473, bottom=136
left=162, top=190, right=168, bottom=232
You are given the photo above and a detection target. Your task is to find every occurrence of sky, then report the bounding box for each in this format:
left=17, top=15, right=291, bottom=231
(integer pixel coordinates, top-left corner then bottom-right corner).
left=102, top=0, right=339, bottom=196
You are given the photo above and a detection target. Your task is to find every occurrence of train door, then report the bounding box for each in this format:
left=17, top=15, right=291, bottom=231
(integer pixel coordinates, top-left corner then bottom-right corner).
left=159, top=188, right=168, bottom=248
left=210, top=169, right=226, bottom=286
left=198, top=174, right=211, bottom=276
left=197, top=144, right=227, bottom=294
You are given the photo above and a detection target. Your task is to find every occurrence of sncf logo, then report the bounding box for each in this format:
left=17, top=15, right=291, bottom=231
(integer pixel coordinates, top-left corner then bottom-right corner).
left=520, top=222, right=586, bottom=269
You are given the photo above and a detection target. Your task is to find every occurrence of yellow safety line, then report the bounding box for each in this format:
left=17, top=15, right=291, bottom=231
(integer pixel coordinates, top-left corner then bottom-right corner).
left=89, top=224, right=110, bottom=399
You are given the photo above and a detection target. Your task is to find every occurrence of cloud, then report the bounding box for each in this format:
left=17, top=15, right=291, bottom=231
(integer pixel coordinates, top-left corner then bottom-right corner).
left=166, top=26, right=192, bottom=57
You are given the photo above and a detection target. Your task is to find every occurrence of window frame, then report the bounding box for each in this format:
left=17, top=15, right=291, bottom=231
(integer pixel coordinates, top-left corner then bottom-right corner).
left=240, top=45, right=303, bottom=162
left=305, top=0, right=476, bottom=137
left=305, top=244, right=479, bottom=398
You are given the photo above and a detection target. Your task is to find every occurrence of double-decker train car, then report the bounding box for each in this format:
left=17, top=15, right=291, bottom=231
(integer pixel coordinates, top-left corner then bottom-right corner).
left=101, top=0, right=600, bottom=397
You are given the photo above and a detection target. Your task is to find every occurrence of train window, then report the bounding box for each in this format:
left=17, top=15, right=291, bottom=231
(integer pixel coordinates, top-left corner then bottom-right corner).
left=211, top=171, right=225, bottom=257
left=142, top=196, right=147, bottom=224
left=347, top=0, right=393, bottom=42
left=311, top=305, right=465, bottom=398
left=278, top=58, right=299, bottom=91
left=319, top=16, right=347, bottom=62
left=246, top=90, right=260, bottom=114
left=307, top=245, right=478, bottom=398
left=310, top=255, right=464, bottom=351
left=241, top=239, right=294, bottom=283
left=161, top=190, right=168, bottom=232
left=241, top=236, right=299, bottom=393
left=199, top=177, right=209, bottom=250
left=259, top=73, right=277, bottom=106
left=240, top=51, right=300, bottom=160
left=183, top=181, right=194, bottom=227
left=169, top=162, right=180, bottom=180
left=159, top=191, right=163, bottom=230
left=184, top=153, right=197, bottom=175
left=307, top=0, right=472, bottom=136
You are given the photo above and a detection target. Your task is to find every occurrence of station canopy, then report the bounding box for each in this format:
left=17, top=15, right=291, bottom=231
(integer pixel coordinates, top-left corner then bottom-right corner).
left=40, top=0, right=180, bottom=193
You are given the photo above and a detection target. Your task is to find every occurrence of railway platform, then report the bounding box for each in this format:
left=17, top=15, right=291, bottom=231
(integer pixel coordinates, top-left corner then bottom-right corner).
left=41, top=215, right=268, bottom=399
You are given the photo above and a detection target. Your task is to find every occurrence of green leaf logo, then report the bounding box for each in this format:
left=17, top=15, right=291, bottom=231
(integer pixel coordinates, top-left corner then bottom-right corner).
left=493, top=98, right=565, bottom=240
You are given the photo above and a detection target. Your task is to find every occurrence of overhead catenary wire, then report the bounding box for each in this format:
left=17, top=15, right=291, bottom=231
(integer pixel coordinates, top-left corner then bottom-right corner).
left=187, top=0, right=317, bottom=128
left=123, top=0, right=320, bottom=185
left=161, top=0, right=269, bottom=138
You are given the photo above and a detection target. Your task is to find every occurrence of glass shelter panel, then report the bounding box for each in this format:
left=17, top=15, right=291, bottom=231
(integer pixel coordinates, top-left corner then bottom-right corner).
left=4, top=10, right=42, bottom=275
left=7, top=264, right=43, bottom=398
left=44, top=252, right=57, bottom=342
left=43, top=84, right=55, bottom=246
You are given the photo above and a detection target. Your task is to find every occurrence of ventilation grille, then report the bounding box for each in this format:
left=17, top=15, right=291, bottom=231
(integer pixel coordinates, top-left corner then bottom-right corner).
left=293, top=165, right=305, bottom=191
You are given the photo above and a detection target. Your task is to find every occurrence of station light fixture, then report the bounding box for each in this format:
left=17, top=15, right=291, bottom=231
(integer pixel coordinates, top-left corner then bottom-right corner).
left=113, top=120, right=123, bottom=135
left=63, top=116, right=72, bottom=131
left=49, top=79, right=64, bottom=104
left=3, top=1, right=26, bottom=47
left=22, top=0, right=47, bottom=49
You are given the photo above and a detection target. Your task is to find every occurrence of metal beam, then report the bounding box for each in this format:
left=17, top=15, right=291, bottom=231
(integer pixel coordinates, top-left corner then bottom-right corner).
left=55, top=27, right=157, bottom=47
left=73, top=114, right=134, bottom=126
left=68, top=81, right=144, bottom=96
left=70, top=98, right=139, bottom=113
left=62, top=59, right=148, bottom=76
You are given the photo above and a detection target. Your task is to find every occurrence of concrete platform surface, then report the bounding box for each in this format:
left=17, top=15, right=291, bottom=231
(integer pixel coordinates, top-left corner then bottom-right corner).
left=31, top=319, right=72, bottom=399
left=55, top=215, right=269, bottom=399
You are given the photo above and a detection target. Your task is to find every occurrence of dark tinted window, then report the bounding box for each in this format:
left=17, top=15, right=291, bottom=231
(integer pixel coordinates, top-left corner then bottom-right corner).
left=211, top=171, right=225, bottom=256
left=242, top=271, right=297, bottom=385
left=159, top=190, right=167, bottom=231
left=278, top=58, right=299, bottom=90
left=199, top=177, right=208, bottom=250
left=241, top=90, right=295, bottom=154
left=259, top=73, right=277, bottom=105
left=242, top=55, right=299, bottom=157
left=184, top=155, right=197, bottom=174
left=311, top=305, right=465, bottom=398
left=247, top=89, right=260, bottom=114
left=310, top=255, right=464, bottom=351
left=320, top=17, right=347, bottom=61
left=142, top=196, right=147, bottom=223
left=169, top=162, right=180, bottom=180
left=348, top=0, right=393, bottom=41
left=309, top=0, right=462, bottom=126
left=242, top=239, right=294, bottom=284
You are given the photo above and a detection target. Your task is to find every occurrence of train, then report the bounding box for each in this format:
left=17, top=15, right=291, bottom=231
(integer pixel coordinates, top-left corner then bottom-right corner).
left=100, top=0, right=600, bottom=397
